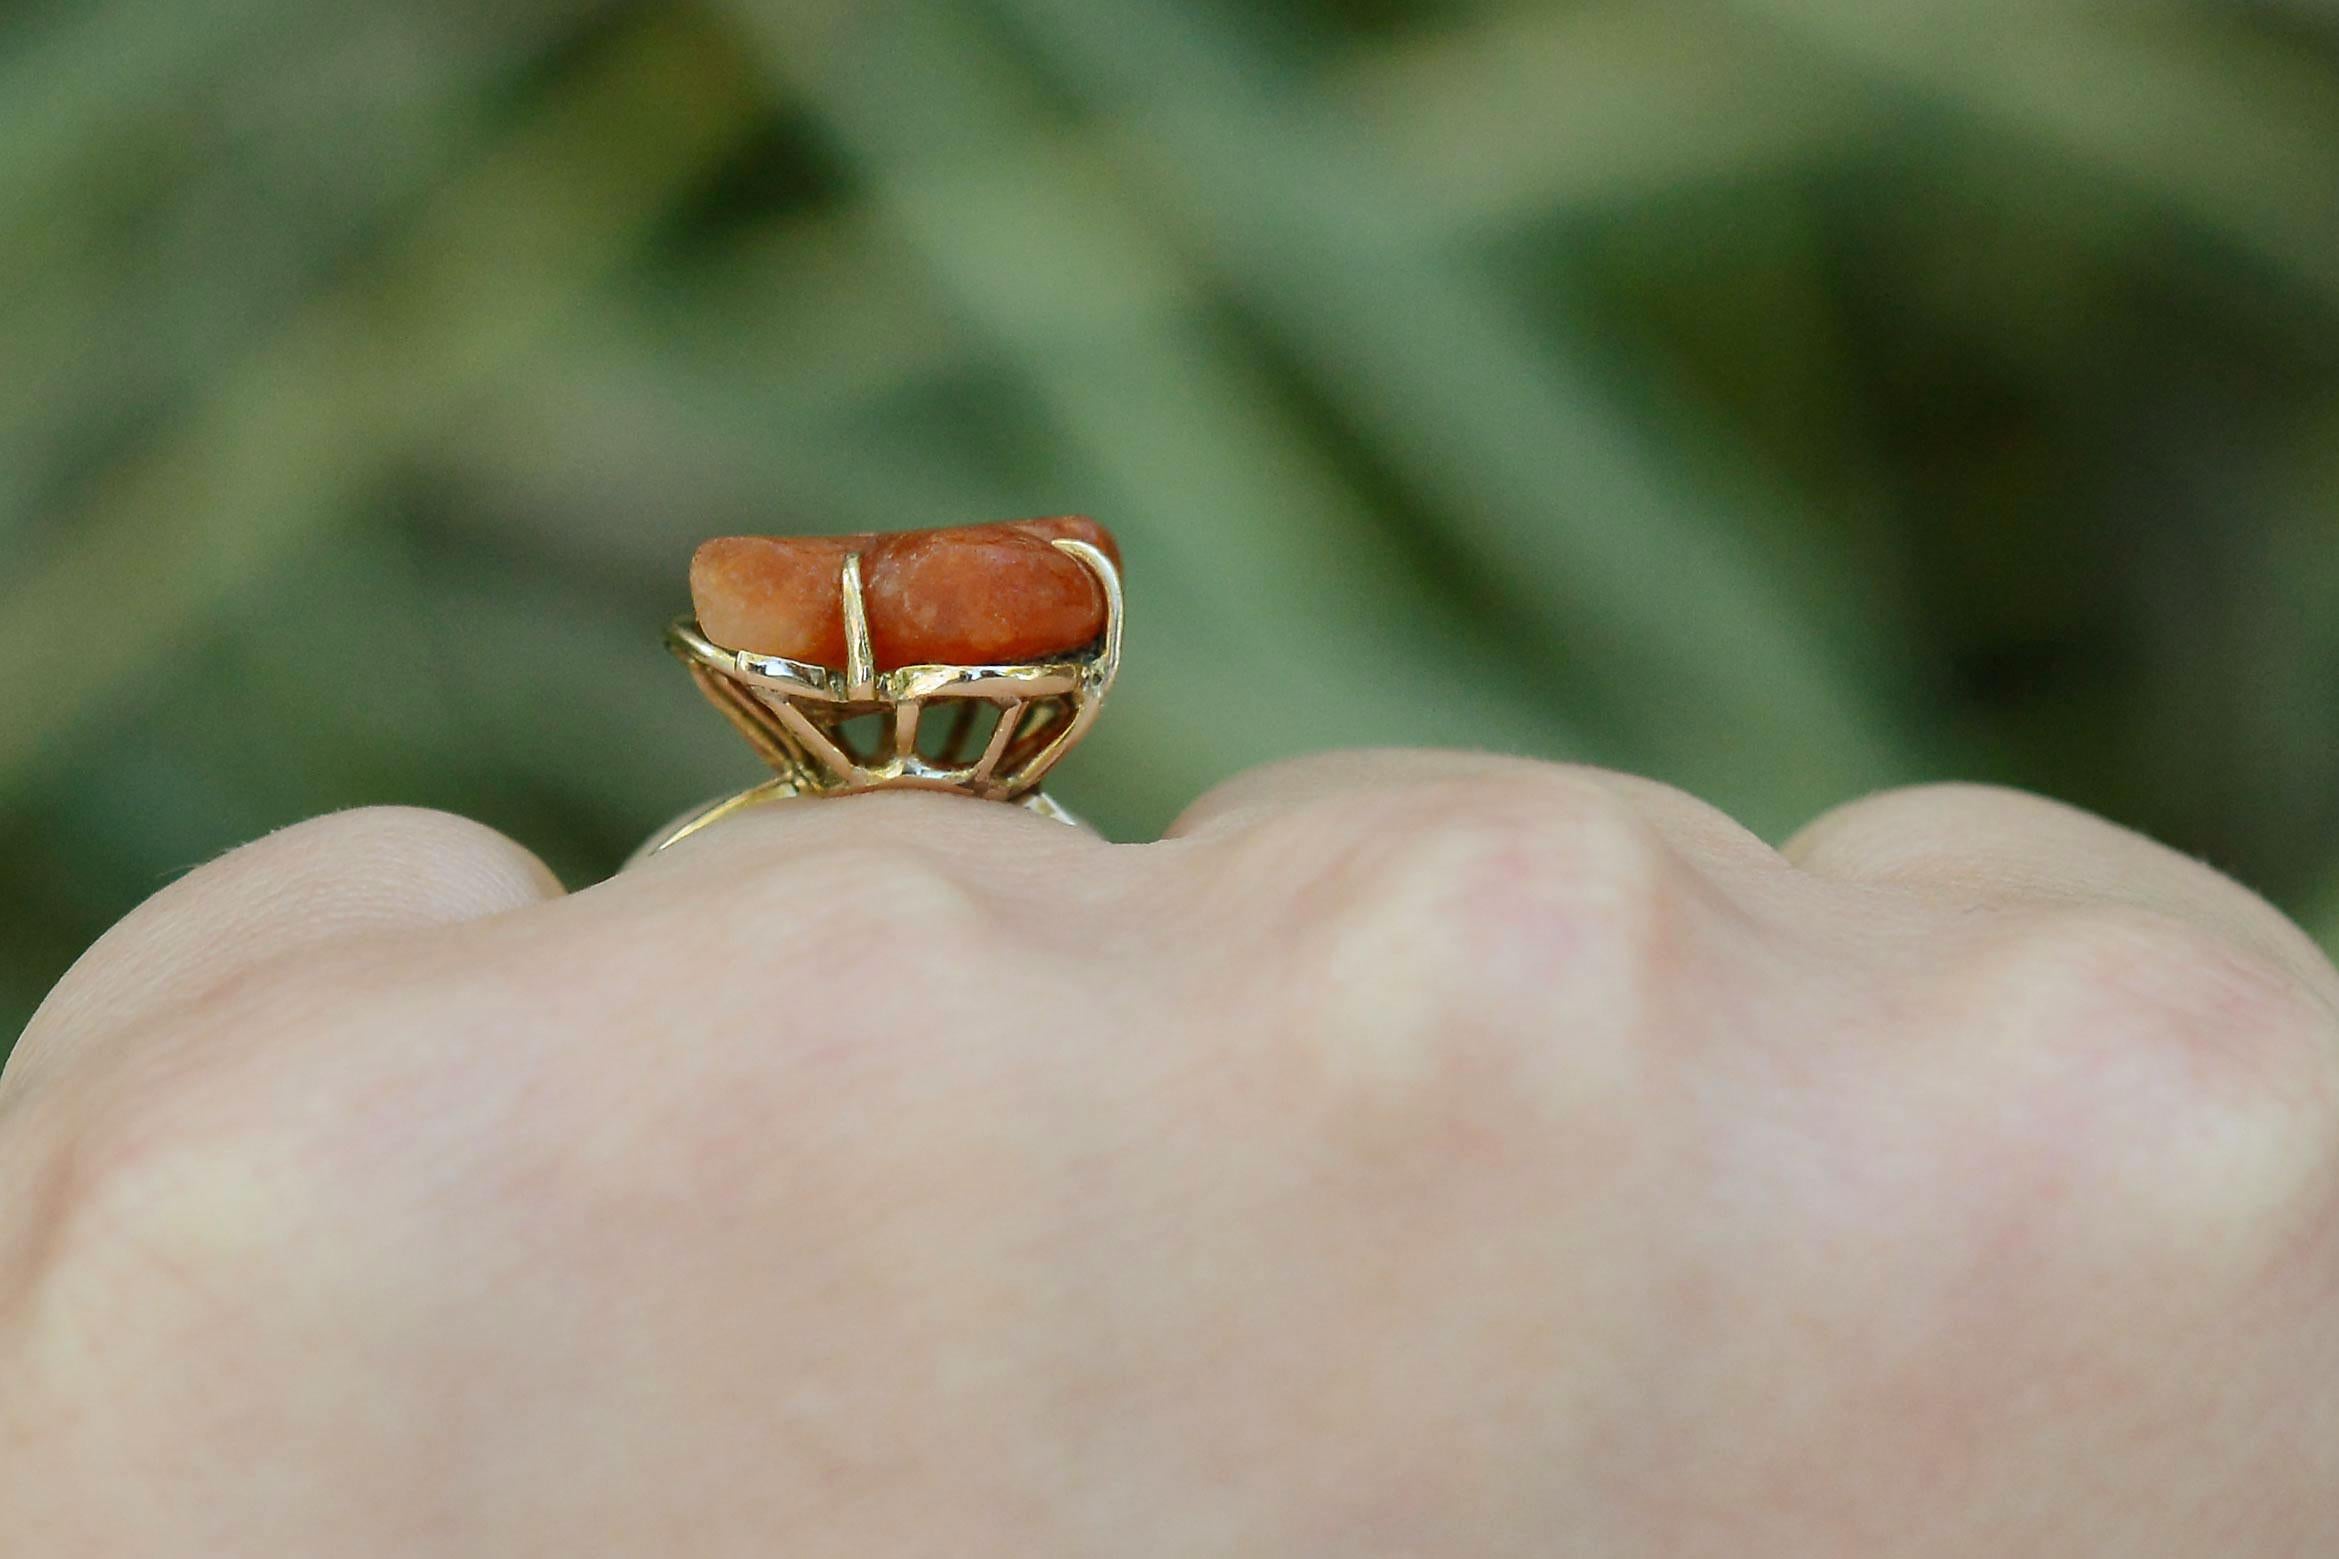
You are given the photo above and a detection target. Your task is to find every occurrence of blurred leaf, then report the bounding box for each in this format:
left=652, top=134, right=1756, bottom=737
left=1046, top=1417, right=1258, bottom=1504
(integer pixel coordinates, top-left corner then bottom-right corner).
left=1740, top=0, right=2339, bottom=309
left=0, top=0, right=284, bottom=214
left=940, top=0, right=1933, bottom=834
left=1355, top=1, right=1880, bottom=221
left=0, top=2, right=611, bottom=513
left=0, top=10, right=763, bottom=810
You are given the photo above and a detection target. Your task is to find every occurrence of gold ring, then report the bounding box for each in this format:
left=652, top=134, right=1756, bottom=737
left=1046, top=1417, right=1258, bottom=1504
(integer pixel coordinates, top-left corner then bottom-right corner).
left=633, top=524, right=1123, bottom=861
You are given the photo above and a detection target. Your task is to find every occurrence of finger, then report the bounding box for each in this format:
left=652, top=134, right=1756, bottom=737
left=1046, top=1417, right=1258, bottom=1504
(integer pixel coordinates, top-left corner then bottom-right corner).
left=1784, top=783, right=2337, bottom=996
left=1167, top=748, right=1780, bottom=872
left=10, top=807, right=562, bottom=1088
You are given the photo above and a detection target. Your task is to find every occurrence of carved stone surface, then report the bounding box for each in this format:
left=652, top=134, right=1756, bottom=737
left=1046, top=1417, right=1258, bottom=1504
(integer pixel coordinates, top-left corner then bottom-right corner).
left=691, top=517, right=1120, bottom=668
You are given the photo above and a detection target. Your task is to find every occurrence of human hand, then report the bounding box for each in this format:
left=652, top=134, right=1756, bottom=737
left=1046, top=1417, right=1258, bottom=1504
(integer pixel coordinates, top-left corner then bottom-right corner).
left=5, top=753, right=2335, bottom=1556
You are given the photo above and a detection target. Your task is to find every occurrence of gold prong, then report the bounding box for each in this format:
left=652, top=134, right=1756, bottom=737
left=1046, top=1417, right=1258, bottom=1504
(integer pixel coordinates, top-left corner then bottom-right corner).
left=893, top=698, right=923, bottom=760
left=971, top=698, right=1025, bottom=788
left=1050, top=539, right=1123, bottom=698
left=774, top=700, right=860, bottom=784
left=841, top=551, right=876, bottom=700
left=693, top=665, right=808, bottom=779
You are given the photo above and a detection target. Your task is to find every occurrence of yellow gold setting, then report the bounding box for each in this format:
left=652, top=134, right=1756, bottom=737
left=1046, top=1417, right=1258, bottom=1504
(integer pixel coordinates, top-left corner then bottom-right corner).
left=637, top=537, right=1121, bottom=857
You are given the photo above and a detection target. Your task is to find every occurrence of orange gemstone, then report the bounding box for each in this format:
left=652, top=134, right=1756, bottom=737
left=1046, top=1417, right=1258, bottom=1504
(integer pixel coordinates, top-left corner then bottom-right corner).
left=691, top=517, right=1120, bottom=669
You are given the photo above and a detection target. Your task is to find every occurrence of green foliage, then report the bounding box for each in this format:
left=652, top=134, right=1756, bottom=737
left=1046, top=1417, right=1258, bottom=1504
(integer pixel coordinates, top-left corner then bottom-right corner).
left=4, top=0, right=2337, bottom=1038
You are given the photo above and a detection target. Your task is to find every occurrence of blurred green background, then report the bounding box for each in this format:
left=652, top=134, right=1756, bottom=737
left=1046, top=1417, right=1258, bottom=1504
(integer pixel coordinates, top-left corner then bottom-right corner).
left=5, top=0, right=2339, bottom=1043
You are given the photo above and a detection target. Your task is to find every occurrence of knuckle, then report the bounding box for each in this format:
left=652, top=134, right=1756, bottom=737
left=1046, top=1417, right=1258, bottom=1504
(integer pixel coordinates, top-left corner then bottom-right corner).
left=1790, top=782, right=2062, bottom=877
left=1244, top=776, right=1678, bottom=1119
left=8, top=948, right=503, bottom=1338
left=748, top=840, right=993, bottom=951
left=1990, top=905, right=2335, bottom=1080
left=1306, top=775, right=1675, bottom=944
left=291, top=803, right=505, bottom=852
left=1973, top=905, right=2339, bottom=1256
left=264, top=805, right=553, bottom=895
left=165, top=935, right=400, bottom=1067
left=8, top=1074, right=326, bottom=1342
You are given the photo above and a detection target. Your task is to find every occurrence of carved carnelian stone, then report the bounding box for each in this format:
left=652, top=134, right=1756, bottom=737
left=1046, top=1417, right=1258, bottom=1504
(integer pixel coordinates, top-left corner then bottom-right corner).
left=691, top=517, right=1119, bottom=669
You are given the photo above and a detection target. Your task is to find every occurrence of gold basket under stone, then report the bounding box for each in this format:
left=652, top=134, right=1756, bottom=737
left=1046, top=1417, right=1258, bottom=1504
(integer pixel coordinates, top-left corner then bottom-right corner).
left=667, top=538, right=1122, bottom=816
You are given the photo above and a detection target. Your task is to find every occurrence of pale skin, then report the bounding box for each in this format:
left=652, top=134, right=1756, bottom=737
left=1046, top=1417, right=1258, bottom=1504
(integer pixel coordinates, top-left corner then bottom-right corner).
left=4, top=751, right=2338, bottom=1555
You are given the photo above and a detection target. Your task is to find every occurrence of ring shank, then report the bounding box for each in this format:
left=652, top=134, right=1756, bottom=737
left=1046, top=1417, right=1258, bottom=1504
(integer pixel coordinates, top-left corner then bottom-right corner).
left=626, top=782, right=1089, bottom=866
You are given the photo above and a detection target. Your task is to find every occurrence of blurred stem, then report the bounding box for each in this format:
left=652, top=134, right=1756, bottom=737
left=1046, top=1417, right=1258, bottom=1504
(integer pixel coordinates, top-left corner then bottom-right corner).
left=976, top=0, right=1929, bottom=832
left=0, top=13, right=763, bottom=803
left=0, top=0, right=284, bottom=217
left=1736, top=0, right=2339, bottom=312
left=1352, top=1, right=1882, bottom=228
left=0, top=5, right=598, bottom=496
left=675, top=1, right=1891, bottom=450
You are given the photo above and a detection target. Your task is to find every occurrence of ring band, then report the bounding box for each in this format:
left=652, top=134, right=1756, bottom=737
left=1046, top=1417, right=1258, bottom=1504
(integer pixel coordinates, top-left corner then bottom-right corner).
left=627, top=779, right=1090, bottom=866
